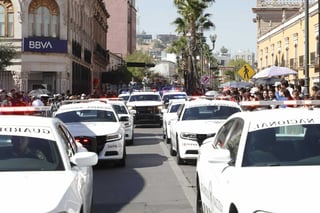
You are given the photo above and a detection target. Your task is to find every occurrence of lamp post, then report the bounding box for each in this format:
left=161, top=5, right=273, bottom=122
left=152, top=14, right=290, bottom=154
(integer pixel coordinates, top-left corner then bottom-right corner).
left=304, top=0, right=310, bottom=98
left=210, top=34, right=217, bottom=89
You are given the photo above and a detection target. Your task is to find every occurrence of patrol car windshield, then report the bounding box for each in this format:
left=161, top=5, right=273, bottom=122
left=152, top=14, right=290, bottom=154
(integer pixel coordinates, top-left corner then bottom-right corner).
left=56, top=110, right=117, bottom=123
left=182, top=106, right=240, bottom=121
left=242, top=124, right=320, bottom=167
left=128, top=94, right=161, bottom=102
left=0, top=135, right=63, bottom=171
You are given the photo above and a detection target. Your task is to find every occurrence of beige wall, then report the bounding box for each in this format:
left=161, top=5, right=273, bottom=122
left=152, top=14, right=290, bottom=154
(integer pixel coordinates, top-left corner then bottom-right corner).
left=256, top=4, right=320, bottom=89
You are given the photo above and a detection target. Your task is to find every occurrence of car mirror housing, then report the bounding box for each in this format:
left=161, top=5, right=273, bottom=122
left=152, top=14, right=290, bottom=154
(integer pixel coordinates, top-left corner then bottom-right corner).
left=71, top=152, right=98, bottom=167
left=208, top=149, right=231, bottom=164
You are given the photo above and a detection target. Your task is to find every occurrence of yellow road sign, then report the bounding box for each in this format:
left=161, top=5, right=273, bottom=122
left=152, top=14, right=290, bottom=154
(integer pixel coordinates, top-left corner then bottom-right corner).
left=237, top=63, right=255, bottom=81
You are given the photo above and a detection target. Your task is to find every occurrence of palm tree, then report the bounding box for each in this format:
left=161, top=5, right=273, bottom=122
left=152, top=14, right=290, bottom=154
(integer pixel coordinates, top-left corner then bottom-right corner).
left=172, top=0, right=215, bottom=94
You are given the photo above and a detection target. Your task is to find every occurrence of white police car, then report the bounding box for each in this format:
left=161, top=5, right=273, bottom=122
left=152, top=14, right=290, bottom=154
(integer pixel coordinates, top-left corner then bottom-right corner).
left=108, top=100, right=136, bottom=145
left=196, top=107, right=320, bottom=213
left=0, top=115, right=97, bottom=213
left=162, top=99, right=185, bottom=143
left=169, top=99, right=241, bottom=164
left=126, top=91, right=163, bottom=127
left=54, top=101, right=126, bottom=167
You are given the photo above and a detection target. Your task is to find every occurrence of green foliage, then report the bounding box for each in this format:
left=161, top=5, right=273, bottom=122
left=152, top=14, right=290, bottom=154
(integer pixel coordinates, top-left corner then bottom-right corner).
left=0, top=44, right=16, bottom=71
left=125, top=50, right=154, bottom=81
left=227, top=58, right=248, bottom=81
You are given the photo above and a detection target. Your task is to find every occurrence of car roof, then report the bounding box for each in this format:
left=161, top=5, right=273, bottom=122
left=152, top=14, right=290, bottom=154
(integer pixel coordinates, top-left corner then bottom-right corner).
left=228, top=108, right=320, bottom=131
left=184, top=99, right=241, bottom=108
left=0, top=115, right=59, bottom=140
left=130, top=91, right=160, bottom=95
left=162, top=91, right=187, bottom=96
left=56, top=101, right=114, bottom=113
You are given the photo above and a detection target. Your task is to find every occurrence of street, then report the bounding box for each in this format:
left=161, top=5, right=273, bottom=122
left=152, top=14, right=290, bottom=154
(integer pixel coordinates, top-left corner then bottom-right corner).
left=92, top=127, right=197, bottom=213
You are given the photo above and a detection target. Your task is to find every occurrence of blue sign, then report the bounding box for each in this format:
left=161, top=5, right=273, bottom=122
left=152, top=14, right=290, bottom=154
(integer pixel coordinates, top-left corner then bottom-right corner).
left=23, top=37, right=68, bottom=53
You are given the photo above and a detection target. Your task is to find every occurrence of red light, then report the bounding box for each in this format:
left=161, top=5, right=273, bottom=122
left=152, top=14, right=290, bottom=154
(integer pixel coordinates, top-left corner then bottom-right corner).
left=75, top=137, right=90, bottom=144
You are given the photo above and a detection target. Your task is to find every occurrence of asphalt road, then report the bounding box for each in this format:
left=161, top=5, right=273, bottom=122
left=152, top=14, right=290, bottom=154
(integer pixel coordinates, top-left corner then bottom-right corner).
left=92, top=127, right=197, bottom=213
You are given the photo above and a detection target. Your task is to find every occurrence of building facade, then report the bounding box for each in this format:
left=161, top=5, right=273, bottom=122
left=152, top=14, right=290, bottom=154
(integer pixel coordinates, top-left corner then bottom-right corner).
left=104, top=0, right=136, bottom=57
left=253, top=0, right=319, bottom=90
left=0, top=0, right=109, bottom=96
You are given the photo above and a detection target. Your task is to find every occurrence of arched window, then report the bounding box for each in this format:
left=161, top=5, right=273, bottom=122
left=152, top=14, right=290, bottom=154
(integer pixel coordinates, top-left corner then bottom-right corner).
left=29, top=0, right=59, bottom=37
left=0, top=1, right=14, bottom=37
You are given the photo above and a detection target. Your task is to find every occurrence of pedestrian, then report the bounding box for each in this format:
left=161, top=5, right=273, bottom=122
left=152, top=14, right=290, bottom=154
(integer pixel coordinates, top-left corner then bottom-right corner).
left=1, top=92, right=13, bottom=107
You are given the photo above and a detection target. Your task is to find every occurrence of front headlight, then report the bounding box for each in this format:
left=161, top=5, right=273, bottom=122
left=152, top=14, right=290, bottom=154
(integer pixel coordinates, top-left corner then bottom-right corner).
left=180, top=132, right=197, bottom=141
left=106, top=133, right=122, bottom=142
left=127, top=106, right=134, bottom=110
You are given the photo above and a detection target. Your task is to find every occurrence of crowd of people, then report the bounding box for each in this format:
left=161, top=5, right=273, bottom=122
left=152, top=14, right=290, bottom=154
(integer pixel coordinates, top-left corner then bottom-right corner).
left=216, top=79, right=319, bottom=102
left=0, top=88, right=49, bottom=107
left=2, top=78, right=320, bottom=110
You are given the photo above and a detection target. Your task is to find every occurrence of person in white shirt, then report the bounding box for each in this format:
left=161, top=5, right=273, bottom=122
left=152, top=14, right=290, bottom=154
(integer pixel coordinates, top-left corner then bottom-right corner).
left=32, top=96, right=44, bottom=106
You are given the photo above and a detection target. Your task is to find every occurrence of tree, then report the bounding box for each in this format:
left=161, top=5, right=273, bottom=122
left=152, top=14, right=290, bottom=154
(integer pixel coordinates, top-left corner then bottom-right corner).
left=227, top=58, right=248, bottom=81
left=0, top=43, right=16, bottom=71
left=125, top=50, right=154, bottom=81
left=172, top=0, right=215, bottom=94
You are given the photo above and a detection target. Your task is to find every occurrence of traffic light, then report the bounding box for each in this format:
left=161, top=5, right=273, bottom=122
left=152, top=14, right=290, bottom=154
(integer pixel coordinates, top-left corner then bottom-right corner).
left=126, top=62, right=155, bottom=67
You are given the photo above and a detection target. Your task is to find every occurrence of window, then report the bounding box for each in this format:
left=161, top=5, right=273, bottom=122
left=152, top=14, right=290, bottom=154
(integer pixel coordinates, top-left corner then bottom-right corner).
left=28, top=0, right=59, bottom=37
left=0, top=1, right=14, bottom=37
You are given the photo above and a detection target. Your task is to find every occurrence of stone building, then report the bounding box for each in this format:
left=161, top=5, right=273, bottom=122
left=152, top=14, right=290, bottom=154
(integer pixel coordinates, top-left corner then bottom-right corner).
left=0, top=0, right=109, bottom=96
left=252, top=0, right=319, bottom=89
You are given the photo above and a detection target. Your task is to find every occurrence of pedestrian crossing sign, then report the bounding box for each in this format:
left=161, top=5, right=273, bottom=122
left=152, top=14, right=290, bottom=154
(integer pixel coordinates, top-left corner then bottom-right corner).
left=237, top=63, right=255, bottom=81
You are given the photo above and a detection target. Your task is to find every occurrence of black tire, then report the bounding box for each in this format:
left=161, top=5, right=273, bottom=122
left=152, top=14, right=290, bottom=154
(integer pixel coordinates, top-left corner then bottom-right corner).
left=170, top=141, right=176, bottom=156
left=126, top=130, right=134, bottom=145
left=166, top=137, right=171, bottom=144
left=176, top=139, right=184, bottom=165
left=196, top=177, right=204, bottom=213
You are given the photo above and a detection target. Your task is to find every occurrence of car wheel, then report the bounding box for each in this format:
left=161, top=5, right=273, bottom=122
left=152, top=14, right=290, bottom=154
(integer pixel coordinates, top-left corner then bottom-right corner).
left=176, top=139, right=184, bottom=165
left=166, top=137, right=171, bottom=144
left=170, top=140, right=176, bottom=156
left=196, top=177, right=204, bottom=213
left=163, top=126, right=166, bottom=139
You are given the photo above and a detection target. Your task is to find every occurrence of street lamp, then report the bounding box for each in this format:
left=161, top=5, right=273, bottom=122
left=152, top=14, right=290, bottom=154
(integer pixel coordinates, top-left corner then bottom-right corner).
left=210, top=34, right=217, bottom=51
left=209, top=34, right=217, bottom=89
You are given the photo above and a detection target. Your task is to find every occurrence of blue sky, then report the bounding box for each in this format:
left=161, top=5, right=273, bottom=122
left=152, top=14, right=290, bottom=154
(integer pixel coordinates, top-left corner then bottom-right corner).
left=135, top=0, right=257, bottom=55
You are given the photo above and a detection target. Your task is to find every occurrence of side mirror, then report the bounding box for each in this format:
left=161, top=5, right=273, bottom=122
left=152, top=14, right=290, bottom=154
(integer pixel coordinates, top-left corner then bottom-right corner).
left=71, top=152, right=98, bottom=167
left=208, top=149, right=231, bottom=164
left=129, top=109, right=136, bottom=115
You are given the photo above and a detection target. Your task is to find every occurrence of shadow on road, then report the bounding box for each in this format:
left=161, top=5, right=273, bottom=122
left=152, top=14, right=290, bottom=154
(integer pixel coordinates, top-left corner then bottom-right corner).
left=93, top=152, right=168, bottom=212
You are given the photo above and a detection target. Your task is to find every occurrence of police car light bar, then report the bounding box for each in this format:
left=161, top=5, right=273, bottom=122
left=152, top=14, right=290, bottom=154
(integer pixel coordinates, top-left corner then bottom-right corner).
left=0, top=106, right=52, bottom=116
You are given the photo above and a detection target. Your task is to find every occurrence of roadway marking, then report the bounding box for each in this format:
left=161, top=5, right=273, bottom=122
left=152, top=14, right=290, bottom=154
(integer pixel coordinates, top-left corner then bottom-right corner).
left=159, top=141, right=196, bottom=212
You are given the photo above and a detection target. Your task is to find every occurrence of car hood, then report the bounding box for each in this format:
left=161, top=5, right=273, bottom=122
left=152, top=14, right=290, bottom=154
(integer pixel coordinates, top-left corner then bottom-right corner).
left=177, top=120, right=224, bottom=134
left=0, top=172, right=81, bottom=212
left=232, top=166, right=320, bottom=212
left=66, top=122, right=121, bottom=137
left=127, top=101, right=162, bottom=107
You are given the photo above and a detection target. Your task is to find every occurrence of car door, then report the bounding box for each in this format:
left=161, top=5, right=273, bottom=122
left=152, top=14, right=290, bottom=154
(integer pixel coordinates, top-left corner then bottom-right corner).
left=207, top=118, right=244, bottom=212
left=57, top=123, right=93, bottom=210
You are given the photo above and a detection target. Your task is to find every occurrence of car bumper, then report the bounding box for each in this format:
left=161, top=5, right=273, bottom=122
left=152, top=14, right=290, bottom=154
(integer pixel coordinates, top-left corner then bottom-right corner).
left=124, top=127, right=133, bottom=141
left=97, top=140, right=125, bottom=160
left=178, top=138, right=200, bottom=160
left=134, top=114, right=162, bottom=126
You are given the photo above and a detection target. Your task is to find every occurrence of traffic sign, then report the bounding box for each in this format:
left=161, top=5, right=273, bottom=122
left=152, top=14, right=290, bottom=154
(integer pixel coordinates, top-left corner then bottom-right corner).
left=201, top=75, right=210, bottom=85
left=237, top=63, right=255, bottom=81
